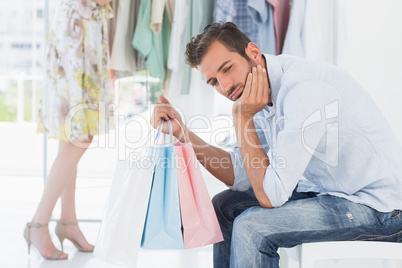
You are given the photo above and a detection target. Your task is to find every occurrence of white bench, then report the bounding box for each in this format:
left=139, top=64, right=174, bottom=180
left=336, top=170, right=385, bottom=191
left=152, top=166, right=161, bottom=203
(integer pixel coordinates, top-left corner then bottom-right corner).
left=279, top=241, right=402, bottom=268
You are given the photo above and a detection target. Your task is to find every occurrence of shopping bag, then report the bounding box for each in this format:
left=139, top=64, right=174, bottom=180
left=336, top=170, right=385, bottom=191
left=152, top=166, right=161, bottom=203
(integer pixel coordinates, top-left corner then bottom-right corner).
left=175, top=140, right=224, bottom=249
left=94, top=134, right=160, bottom=266
left=141, top=120, right=184, bottom=249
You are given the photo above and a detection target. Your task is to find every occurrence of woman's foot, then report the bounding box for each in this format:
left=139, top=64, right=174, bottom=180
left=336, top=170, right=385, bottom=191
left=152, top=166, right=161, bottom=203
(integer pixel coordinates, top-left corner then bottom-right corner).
left=56, top=221, right=94, bottom=252
left=26, top=223, right=68, bottom=260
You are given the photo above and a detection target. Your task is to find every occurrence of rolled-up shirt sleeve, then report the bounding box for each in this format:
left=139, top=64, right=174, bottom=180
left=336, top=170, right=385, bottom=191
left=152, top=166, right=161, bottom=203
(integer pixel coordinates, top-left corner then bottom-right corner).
left=227, top=147, right=252, bottom=191
left=263, top=81, right=342, bottom=207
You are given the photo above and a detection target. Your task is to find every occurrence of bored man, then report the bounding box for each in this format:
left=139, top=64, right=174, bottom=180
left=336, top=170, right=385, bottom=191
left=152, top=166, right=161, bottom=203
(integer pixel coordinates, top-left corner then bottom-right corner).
left=151, top=22, right=402, bottom=268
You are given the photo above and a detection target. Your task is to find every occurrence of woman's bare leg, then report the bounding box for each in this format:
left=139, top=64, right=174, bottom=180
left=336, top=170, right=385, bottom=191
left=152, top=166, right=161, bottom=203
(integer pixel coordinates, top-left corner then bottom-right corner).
left=59, top=167, right=93, bottom=250
left=29, top=138, right=92, bottom=258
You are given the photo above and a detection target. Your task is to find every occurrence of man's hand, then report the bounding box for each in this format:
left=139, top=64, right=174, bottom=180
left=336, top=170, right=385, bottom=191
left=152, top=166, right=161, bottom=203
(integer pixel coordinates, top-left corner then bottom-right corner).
left=232, top=65, right=270, bottom=121
left=150, top=95, right=185, bottom=141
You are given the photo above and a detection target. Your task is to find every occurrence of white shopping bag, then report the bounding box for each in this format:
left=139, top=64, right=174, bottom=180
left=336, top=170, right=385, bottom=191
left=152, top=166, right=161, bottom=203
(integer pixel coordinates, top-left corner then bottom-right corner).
left=94, top=147, right=156, bottom=267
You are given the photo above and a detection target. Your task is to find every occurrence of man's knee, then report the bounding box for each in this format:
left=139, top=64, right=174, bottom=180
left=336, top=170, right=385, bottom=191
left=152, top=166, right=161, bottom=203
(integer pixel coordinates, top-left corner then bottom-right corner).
left=232, top=213, right=248, bottom=237
left=231, top=212, right=268, bottom=262
left=232, top=207, right=275, bottom=244
left=232, top=210, right=278, bottom=257
left=232, top=210, right=258, bottom=239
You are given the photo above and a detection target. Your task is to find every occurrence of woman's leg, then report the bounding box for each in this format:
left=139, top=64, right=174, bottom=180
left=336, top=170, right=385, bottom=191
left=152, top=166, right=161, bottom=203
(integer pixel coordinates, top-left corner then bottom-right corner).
left=60, top=168, right=79, bottom=222
left=59, top=167, right=93, bottom=250
left=29, top=138, right=92, bottom=258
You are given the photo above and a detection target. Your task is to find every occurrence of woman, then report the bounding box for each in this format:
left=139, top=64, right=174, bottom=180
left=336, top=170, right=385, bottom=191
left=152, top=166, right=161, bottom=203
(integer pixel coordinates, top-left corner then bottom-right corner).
left=24, top=0, right=113, bottom=260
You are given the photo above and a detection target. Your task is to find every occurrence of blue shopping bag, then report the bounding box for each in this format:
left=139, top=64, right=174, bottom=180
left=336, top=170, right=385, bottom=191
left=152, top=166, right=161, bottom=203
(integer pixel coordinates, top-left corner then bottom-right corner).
left=141, top=120, right=184, bottom=249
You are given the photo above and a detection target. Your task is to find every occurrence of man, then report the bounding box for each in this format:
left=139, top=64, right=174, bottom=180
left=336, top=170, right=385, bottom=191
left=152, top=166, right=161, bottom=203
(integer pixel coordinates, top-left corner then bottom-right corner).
left=151, top=22, right=402, bottom=268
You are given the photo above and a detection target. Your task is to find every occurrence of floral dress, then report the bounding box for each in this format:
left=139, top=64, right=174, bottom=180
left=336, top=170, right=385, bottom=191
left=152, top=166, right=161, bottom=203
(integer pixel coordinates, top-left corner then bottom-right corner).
left=37, top=0, right=113, bottom=142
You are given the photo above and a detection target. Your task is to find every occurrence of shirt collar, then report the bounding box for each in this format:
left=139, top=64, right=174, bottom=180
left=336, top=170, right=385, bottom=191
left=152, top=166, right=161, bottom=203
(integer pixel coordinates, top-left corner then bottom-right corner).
left=263, top=54, right=282, bottom=107
left=262, top=54, right=282, bottom=116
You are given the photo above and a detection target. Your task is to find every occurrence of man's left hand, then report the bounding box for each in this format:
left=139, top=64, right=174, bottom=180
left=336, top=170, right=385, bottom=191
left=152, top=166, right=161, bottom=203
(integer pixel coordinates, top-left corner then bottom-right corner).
left=232, top=65, right=270, bottom=121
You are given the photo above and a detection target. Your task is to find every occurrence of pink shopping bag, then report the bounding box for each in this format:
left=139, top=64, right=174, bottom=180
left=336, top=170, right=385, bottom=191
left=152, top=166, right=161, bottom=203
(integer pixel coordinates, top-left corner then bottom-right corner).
left=174, top=141, right=223, bottom=249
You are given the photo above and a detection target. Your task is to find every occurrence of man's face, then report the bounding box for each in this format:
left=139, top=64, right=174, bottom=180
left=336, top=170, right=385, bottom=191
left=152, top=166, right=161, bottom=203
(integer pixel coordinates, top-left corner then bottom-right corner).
left=197, top=41, right=256, bottom=101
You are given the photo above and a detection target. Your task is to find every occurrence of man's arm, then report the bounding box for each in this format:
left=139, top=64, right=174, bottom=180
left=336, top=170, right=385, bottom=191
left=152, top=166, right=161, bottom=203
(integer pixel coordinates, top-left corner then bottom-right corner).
left=179, top=126, right=235, bottom=186
left=234, top=115, right=272, bottom=207
left=232, top=65, right=273, bottom=208
left=151, top=95, right=235, bottom=186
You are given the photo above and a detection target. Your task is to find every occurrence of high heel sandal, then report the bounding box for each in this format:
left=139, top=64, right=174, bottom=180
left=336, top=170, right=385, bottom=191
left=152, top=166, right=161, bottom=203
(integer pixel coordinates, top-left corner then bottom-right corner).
left=55, top=220, right=94, bottom=252
left=23, top=222, right=67, bottom=260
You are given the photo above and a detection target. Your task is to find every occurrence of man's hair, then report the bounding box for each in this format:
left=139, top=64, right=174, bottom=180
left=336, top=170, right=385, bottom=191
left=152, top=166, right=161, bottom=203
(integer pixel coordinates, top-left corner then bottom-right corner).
left=185, top=22, right=251, bottom=68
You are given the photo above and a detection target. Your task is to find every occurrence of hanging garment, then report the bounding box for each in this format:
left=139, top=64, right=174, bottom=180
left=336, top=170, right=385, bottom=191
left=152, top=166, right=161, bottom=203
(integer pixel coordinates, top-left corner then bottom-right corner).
left=108, top=0, right=118, bottom=52
left=150, top=0, right=174, bottom=34
left=37, top=0, right=114, bottom=142
left=186, top=0, right=215, bottom=116
left=282, top=0, right=306, bottom=57
left=186, top=0, right=215, bottom=95
left=168, top=0, right=215, bottom=121
left=303, top=0, right=346, bottom=64
left=267, top=0, right=291, bottom=55
left=282, top=0, right=345, bottom=62
left=149, top=0, right=174, bottom=93
left=167, top=0, right=188, bottom=73
left=177, top=3, right=191, bottom=96
left=169, top=0, right=214, bottom=95
left=247, top=0, right=276, bottom=54
left=110, top=0, right=145, bottom=78
left=214, top=0, right=259, bottom=45
left=132, top=0, right=171, bottom=82
left=167, top=0, right=190, bottom=95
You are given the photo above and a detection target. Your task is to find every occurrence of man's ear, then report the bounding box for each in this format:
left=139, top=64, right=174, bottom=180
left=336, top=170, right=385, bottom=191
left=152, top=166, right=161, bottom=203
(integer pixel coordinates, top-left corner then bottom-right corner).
left=245, top=42, right=262, bottom=64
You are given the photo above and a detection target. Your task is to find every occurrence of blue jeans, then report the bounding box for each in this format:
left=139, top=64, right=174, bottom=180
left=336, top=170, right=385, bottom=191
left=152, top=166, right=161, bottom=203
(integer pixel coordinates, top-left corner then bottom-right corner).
left=212, top=188, right=402, bottom=268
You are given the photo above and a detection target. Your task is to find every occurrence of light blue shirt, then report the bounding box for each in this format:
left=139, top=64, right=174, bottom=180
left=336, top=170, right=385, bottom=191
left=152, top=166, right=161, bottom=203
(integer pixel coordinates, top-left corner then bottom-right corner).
left=282, top=0, right=305, bottom=57
left=247, top=0, right=276, bottom=55
left=229, top=54, right=402, bottom=212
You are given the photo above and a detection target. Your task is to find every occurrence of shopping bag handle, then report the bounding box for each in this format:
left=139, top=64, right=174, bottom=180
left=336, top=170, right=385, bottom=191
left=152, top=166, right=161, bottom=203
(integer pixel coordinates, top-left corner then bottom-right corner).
left=155, top=118, right=187, bottom=144
left=155, top=119, right=173, bottom=144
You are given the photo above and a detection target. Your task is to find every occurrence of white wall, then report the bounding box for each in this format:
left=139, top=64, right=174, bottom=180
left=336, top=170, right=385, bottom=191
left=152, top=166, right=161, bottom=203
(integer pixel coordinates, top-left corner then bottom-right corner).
left=340, top=0, right=402, bottom=144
